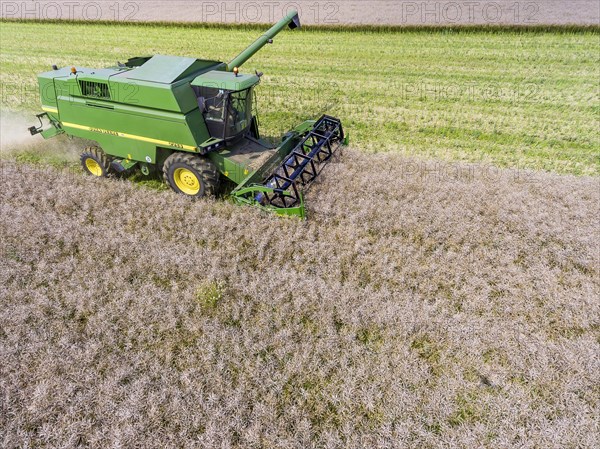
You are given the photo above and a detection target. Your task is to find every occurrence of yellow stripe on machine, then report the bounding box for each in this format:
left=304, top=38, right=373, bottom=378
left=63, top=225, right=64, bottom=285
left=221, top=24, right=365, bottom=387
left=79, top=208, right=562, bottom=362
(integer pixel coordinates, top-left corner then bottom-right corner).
left=61, top=122, right=196, bottom=151
left=42, top=106, right=59, bottom=114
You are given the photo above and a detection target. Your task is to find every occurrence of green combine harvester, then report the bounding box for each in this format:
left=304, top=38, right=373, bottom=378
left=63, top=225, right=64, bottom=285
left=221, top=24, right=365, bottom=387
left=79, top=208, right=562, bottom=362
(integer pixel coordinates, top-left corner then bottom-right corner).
left=29, top=10, right=345, bottom=218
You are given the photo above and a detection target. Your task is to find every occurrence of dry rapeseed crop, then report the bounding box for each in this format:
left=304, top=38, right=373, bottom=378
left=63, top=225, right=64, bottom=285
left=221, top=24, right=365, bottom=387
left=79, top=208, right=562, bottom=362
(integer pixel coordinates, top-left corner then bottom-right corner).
left=1, top=150, right=599, bottom=448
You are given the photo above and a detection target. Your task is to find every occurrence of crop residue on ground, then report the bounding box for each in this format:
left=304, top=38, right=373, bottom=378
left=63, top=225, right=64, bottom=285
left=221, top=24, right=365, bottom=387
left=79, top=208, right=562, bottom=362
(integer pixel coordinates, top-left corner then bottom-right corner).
left=1, top=22, right=598, bottom=175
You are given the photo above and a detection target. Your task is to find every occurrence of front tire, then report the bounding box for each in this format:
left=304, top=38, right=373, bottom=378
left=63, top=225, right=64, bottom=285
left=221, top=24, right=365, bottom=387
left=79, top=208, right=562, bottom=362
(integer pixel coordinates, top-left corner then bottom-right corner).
left=81, top=146, right=110, bottom=177
left=163, top=153, right=219, bottom=198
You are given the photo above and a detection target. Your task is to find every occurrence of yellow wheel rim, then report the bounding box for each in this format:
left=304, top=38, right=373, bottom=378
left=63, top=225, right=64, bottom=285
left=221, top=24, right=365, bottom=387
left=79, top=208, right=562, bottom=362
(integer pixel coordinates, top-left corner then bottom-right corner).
left=173, top=168, right=201, bottom=195
left=85, top=158, right=103, bottom=177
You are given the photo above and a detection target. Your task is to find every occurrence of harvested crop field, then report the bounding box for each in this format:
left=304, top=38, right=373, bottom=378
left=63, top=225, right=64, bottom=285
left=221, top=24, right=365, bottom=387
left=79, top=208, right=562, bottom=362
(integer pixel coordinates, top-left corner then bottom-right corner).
left=2, top=0, right=599, bottom=25
left=2, top=22, right=599, bottom=175
left=1, top=151, right=599, bottom=447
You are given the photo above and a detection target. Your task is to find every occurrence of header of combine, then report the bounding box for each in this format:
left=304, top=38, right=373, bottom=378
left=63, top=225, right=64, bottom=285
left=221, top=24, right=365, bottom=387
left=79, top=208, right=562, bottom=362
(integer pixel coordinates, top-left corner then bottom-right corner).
left=29, top=10, right=346, bottom=218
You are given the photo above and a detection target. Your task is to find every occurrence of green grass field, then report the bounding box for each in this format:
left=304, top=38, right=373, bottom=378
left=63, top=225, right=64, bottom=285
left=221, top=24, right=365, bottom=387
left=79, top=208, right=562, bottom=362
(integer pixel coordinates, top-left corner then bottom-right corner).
left=1, top=22, right=598, bottom=175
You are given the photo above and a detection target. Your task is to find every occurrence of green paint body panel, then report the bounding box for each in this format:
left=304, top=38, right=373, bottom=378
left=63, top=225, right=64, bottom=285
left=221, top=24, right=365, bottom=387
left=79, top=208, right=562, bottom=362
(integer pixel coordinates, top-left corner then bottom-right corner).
left=30, top=10, right=336, bottom=218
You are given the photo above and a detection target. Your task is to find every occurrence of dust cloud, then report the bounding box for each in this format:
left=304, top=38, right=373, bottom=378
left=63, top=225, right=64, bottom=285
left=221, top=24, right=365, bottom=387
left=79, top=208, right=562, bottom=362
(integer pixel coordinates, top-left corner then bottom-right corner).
left=0, top=110, right=35, bottom=152
left=0, top=109, right=81, bottom=161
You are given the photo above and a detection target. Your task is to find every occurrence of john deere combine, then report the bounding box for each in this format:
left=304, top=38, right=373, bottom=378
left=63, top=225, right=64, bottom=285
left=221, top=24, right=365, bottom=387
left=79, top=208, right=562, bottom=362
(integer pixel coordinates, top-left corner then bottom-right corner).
left=29, top=10, right=345, bottom=218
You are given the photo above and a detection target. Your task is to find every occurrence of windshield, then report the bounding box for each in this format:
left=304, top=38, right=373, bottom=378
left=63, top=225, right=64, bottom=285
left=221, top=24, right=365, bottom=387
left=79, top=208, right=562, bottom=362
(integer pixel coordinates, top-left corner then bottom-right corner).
left=196, top=86, right=253, bottom=141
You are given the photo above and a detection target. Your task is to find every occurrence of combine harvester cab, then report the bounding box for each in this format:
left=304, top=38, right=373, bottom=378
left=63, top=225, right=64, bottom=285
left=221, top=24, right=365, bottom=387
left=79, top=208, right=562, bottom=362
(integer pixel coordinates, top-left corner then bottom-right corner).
left=28, top=10, right=346, bottom=218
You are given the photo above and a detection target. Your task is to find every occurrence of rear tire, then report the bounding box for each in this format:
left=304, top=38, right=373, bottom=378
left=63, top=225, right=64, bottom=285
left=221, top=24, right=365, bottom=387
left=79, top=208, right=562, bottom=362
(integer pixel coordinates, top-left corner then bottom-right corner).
left=81, top=146, right=110, bottom=177
left=163, top=152, right=219, bottom=198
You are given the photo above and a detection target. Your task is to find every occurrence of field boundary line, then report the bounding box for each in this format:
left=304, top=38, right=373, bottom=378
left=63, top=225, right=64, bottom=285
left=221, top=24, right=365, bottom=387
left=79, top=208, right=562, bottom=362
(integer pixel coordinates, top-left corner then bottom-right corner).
left=1, top=18, right=598, bottom=34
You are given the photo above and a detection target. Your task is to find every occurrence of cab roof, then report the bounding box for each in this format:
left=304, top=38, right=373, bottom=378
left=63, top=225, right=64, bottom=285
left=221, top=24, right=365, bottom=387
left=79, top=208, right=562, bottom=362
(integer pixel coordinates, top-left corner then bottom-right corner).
left=191, top=70, right=259, bottom=91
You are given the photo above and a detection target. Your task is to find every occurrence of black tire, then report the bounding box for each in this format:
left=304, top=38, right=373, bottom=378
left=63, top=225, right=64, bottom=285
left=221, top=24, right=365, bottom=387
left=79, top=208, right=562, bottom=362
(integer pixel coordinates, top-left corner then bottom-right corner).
left=163, top=152, right=219, bottom=198
left=80, top=146, right=110, bottom=177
